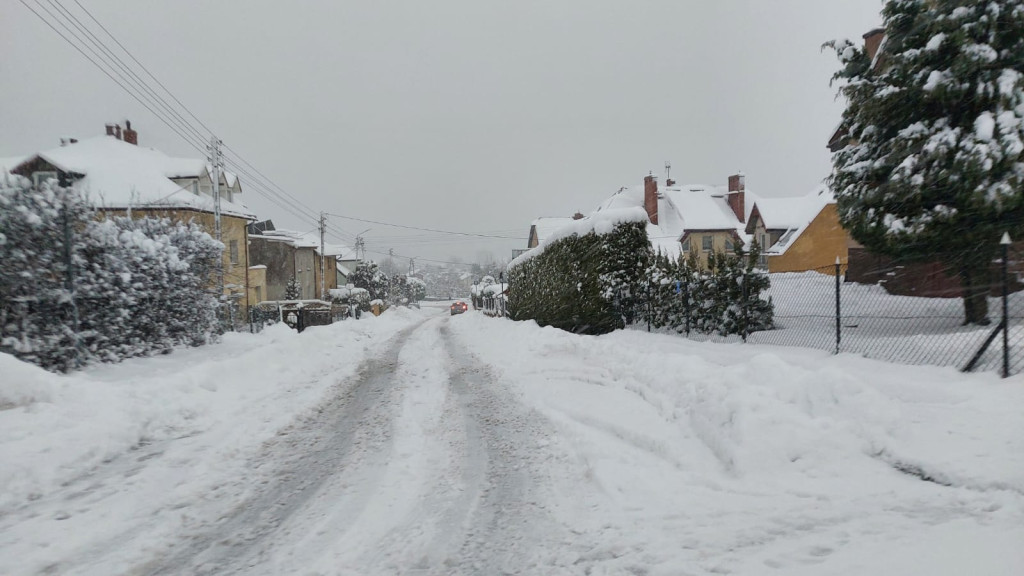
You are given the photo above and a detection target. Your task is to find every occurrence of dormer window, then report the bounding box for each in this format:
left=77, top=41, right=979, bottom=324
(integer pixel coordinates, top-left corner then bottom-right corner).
left=32, top=171, right=58, bottom=187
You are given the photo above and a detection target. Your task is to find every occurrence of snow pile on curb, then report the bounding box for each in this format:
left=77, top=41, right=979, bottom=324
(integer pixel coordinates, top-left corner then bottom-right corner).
left=447, top=314, right=1024, bottom=575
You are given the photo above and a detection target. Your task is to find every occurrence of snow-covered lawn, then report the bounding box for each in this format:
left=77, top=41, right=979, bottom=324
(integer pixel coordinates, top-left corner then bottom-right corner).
left=682, top=271, right=1024, bottom=374
left=449, top=314, right=1024, bottom=575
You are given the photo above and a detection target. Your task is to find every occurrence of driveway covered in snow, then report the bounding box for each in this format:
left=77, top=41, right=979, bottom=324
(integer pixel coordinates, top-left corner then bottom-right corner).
left=2, top=304, right=1023, bottom=575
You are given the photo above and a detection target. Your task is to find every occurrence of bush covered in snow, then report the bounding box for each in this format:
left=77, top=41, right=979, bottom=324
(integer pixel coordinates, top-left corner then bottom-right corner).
left=0, top=178, right=220, bottom=371
left=350, top=261, right=389, bottom=309
left=508, top=220, right=652, bottom=334
left=646, top=245, right=773, bottom=337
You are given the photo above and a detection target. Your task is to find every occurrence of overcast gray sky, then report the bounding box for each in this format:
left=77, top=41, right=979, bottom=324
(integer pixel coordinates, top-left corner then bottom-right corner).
left=1, top=0, right=884, bottom=265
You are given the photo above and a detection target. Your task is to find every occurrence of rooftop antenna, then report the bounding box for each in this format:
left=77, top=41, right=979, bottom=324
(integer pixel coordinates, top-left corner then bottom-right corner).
left=665, top=161, right=671, bottom=181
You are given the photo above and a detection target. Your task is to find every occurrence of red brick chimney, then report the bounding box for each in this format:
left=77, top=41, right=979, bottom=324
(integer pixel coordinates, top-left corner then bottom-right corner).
left=864, top=28, right=885, bottom=62
left=105, top=123, right=116, bottom=137
left=572, top=212, right=584, bottom=220
left=123, top=120, right=138, bottom=145
left=727, top=173, right=746, bottom=223
left=643, top=174, right=659, bottom=225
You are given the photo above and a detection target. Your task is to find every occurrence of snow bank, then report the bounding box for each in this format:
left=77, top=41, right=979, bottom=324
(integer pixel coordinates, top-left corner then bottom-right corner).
left=447, top=314, right=1024, bottom=574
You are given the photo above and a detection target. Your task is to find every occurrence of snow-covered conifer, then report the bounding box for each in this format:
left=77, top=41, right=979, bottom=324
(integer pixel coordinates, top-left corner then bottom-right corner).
left=827, top=0, right=1024, bottom=324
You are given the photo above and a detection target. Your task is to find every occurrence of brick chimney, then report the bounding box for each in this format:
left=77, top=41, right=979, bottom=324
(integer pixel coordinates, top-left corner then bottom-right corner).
left=864, top=28, right=885, bottom=62
left=666, top=178, right=675, bottom=187
left=105, top=123, right=116, bottom=137
left=123, top=120, right=138, bottom=145
left=572, top=212, right=584, bottom=220
left=114, top=124, right=122, bottom=140
left=643, top=174, right=659, bottom=225
left=727, top=173, right=746, bottom=223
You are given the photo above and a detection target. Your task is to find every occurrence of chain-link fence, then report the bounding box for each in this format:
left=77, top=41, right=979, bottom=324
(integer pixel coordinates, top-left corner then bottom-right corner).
left=628, top=251, right=1024, bottom=377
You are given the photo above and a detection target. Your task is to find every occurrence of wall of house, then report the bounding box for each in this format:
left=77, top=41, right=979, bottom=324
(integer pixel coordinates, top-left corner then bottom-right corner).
left=100, top=208, right=252, bottom=312
left=248, top=266, right=267, bottom=305
left=312, top=254, right=339, bottom=299
left=682, top=231, right=741, bottom=269
left=768, top=204, right=849, bottom=275
left=249, top=238, right=295, bottom=301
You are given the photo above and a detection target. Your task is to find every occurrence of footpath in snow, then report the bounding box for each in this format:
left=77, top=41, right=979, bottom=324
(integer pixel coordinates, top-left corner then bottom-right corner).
left=0, top=308, right=429, bottom=575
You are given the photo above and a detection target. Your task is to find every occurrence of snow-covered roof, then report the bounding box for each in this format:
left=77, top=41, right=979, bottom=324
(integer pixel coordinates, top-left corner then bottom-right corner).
left=530, top=217, right=575, bottom=245
left=588, top=181, right=756, bottom=259
left=10, top=136, right=255, bottom=219
left=251, top=228, right=355, bottom=257
left=525, top=174, right=835, bottom=263
left=337, top=262, right=354, bottom=277
left=754, top=186, right=835, bottom=256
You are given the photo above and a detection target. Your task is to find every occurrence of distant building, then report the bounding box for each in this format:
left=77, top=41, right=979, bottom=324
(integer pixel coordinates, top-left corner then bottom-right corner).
left=247, top=220, right=357, bottom=301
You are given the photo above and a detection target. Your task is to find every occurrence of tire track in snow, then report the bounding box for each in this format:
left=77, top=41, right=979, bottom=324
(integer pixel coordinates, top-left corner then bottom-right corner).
left=137, top=320, right=428, bottom=575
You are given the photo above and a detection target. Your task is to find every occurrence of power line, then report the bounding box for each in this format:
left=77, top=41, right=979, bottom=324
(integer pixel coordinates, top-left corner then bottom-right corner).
left=43, top=0, right=209, bottom=145
left=21, top=0, right=328, bottom=232
left=18, top=0, right=208, bottom=155
left=69, top=0, right=218, bottom=137
left=324, top=212, right=525, bottom=240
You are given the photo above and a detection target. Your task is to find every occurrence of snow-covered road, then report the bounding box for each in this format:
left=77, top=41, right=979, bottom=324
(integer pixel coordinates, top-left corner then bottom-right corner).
left=3, top=304, right=1024, bottom=575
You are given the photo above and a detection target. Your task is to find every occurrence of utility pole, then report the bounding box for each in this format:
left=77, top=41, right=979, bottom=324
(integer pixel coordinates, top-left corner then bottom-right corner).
left=208, top=136, right=225, bottom=301
left=319, top=211, right=327, bottom=300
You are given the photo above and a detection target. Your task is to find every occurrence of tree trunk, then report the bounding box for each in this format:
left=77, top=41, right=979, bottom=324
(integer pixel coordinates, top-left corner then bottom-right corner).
left=960, top=264, right=991, bottom=326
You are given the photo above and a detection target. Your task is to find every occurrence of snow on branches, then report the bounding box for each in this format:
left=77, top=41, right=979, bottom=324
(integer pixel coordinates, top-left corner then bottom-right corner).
left=0, top=178, right=220, bottom=371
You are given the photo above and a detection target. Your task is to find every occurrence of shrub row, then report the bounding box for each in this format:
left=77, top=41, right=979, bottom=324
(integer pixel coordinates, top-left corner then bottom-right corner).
left=508, top=221, right=773, bottom=337
left=1, top=178, right=221, bottom=371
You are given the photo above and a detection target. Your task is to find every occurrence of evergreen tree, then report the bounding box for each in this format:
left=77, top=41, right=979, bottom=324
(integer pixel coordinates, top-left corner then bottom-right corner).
left=350, top=261, right=389, bottom=302
left=283, top=276, right=301, bottom=300
left=827, top=0, right=1024, bottom=324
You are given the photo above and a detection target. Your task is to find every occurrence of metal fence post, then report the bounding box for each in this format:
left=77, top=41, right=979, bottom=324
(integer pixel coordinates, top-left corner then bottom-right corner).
left=1001, top=233, right=1011, bottom=378
left=835, top=256, right=842, bottom=355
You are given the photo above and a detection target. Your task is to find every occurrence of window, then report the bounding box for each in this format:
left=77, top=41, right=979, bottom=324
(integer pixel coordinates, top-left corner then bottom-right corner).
left=725, top=238, right=735, bottom=252
left=191, top=181, right=199, bottom=195
left=229, top=240, right=239, bottom=265
left=702, top=235, right=713, bottom=251
left=680, top=237, right=690, bottom=252
left=32, top=171, right=58, bottom=187
left=759, top=233, right=768, bottom=250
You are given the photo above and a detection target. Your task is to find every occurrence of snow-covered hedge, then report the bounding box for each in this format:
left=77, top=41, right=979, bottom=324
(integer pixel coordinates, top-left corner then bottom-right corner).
left=508, top=219, right=652, bottom=334
left=646, top=248, right=773, bottom=336
left=0, top=178, right=220, bottom=371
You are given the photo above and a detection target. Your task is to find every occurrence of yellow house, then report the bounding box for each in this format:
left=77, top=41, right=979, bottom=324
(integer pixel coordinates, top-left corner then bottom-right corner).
left=745, top=188, right=849, bottom=275
left=10, top=122, right=258, bottom=316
